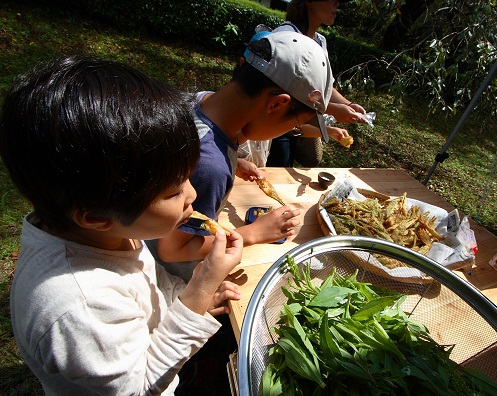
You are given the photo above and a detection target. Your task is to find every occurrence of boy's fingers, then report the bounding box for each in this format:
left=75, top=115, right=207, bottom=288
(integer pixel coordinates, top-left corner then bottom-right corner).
left=208, top=306, right=230, bottom=317
left=203, top=230, right=228, bottom=265
left=226, top=230, right=243, bottom=250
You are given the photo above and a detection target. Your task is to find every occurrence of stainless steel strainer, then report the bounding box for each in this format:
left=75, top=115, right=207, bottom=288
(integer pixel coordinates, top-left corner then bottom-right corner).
left=237, top=235, right=497, bottom=395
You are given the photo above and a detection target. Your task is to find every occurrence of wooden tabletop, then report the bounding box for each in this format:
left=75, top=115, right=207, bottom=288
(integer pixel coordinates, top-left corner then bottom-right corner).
left=218, top=168, right=497, bottom=342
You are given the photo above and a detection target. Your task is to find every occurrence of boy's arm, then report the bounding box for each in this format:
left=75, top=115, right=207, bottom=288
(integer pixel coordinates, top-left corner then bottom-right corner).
left=235, top=205, right=300, bottom=246
left=156, top=228, right=216, bottom=262
left=157, top=206, right=300, bottom=262
left=298, top=124, right=350, bottom=141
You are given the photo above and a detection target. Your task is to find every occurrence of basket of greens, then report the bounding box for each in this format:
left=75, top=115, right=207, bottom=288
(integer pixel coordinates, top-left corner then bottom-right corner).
left=237, top=235, right=497, bottom=395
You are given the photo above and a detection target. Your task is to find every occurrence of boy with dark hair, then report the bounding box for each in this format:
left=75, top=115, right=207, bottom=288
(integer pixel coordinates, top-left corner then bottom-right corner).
left=151, top=31, right=333, bottom=282
left=0, top=55, right=243, bottom=395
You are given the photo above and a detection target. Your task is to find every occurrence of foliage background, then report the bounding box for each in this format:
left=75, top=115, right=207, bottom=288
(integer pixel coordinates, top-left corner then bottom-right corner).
left=0, top=0, right=496, bottom=394
left=62, top=0, right=497, bottom=116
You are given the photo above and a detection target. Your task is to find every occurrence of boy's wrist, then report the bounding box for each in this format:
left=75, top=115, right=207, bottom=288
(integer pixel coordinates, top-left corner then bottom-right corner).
left=236, top=224, right=257, bottom=246
left=179, top=282, right=217, bottom=315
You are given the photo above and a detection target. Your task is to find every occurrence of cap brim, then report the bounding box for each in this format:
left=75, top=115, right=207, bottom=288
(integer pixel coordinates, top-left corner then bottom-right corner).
left=307, top=113, right=329, bottom=143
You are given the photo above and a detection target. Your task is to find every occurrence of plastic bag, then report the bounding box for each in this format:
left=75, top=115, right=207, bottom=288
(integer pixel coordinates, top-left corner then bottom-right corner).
left=356, top=112, right=376, bottom=127
left=456, top=216, right=478, bottom=256
left=489, top=253, right=497, bottom=270
left=323, top=114, right=337, bottom=126
left=323, top=112, right=376, bottom=128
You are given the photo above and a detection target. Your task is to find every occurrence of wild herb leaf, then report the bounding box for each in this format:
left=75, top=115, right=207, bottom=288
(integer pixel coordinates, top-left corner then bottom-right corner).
left=325, top=307, right=345, bottom=318
left=351, top=295, right=400, bottom=321
left=277, top=331, right=325, bottom=388
left=282, top=306, right=319, bottom=358
left=302, top=306, right=322, bottom=324
left=261, top=256, right=497, bottom=395
left=308, top=287, right=358, bottom=308
left=261, top=363, right=283, bottom=396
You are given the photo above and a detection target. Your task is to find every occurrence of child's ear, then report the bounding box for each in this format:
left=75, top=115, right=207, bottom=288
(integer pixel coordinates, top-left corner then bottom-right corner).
left=72, top=209, right=114, bottom=231
left=267, top=92, right=291, bottom=113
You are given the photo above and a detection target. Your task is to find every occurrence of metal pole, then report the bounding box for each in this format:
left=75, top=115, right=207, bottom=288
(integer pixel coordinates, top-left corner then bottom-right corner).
left=423, top=58, right=497, bottom=185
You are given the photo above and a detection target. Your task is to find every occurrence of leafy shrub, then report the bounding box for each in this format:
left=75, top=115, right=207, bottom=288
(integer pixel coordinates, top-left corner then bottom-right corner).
left=69, top=0, right=284, bottom=53
left=65, top=0, right=402, bottom=79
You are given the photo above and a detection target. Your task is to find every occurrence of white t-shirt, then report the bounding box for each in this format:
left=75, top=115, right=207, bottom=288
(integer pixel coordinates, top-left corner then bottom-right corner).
left=10, top=213, right=221, bottom=395
left=238, top=138, right=272, bottom=167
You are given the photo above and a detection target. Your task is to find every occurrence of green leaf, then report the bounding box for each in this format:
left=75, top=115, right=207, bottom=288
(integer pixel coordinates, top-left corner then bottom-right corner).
left=283, top=306, right=319, bottom=356
left=319, top=317, right=341, bottom=360
left=309, top=287, right=358, bottom=308
left=278, top=332, right=326, bottom=388
left=363, top=318, right=405, bottom=360
left=303, top=306, right=323, bottom=323
left=319, top=267, right=338, bottom=289
left=351, top=295, right=399, bottom=321
left=261, top=363, right=283, bottom=396
left=333, top=320, right=364, bottom=344
left=336, top=360, right=373, bottom=381
left=286, top=302, right=303, bottom=315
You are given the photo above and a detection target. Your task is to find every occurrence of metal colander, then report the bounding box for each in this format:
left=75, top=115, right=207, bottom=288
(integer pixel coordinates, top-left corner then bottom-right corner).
left=237, top=236, right=497, bottom=395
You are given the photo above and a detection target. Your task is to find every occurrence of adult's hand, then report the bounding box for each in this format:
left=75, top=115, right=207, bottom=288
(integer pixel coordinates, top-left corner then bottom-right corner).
left=328, top=102, right=366, bottom=124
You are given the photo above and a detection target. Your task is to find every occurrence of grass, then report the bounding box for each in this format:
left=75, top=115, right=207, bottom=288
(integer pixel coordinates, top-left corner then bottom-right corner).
left=0, top=0, right=496, bottom=393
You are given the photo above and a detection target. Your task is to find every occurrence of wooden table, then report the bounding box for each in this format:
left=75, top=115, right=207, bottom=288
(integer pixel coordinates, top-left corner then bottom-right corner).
left=218, top=168, right=497, bottom=342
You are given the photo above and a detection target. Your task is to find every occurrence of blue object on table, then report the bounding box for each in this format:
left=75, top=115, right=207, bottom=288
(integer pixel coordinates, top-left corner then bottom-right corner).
left=245, top=206, right=287, bottom=244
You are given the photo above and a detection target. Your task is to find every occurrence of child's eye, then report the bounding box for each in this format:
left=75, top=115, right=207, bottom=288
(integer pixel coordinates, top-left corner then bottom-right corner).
left=169, top=187, right=186, bottom=199
left=161, top=188, right=184, bottom=201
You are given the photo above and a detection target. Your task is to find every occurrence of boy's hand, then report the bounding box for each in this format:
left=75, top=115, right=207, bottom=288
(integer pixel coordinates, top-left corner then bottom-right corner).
left=197, top=229, right=243, bottom=285
left=179, top=230, right=243, bottom=315
left=236, top=158, right=261, bottom=182
left=241, top=205, right=300, bottom=245
left=207, top=280, right=241, bottom=316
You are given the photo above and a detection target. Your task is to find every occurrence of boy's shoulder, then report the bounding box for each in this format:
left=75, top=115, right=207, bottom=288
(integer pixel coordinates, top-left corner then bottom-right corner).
left=16, top=214, right=155, bottom=296
left=12, top=219, right=158, bottom=335
left=193, top=91, right=237, bottom=150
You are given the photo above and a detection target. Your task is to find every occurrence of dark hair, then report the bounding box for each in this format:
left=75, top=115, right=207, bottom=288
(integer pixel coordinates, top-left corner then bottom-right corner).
left=232, top=38, right=276, bottom=97
left=286, top=0, right=309, bottom=35
left=0, top=55, right=200, bottom=232
left=233, top=39, right=310, bottom=119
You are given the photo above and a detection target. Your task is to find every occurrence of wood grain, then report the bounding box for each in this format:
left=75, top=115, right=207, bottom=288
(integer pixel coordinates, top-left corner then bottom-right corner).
left=222, top=168, right=497, bottom=339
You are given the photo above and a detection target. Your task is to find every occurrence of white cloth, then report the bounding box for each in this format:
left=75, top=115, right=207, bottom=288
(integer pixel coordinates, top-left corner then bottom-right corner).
left=10, top=213, right=221, bottom=395
left=238, top=139, right=272, bottom=167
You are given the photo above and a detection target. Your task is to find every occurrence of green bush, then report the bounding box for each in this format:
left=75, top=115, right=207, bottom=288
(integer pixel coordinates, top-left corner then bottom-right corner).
left=52, top=0, right=411, bottom=97
left=70, top=0, right=284, bottom=53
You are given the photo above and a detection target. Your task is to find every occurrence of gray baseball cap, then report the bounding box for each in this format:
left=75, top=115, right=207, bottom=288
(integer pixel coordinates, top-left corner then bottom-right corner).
left=244, top=31, right=334, bottom=143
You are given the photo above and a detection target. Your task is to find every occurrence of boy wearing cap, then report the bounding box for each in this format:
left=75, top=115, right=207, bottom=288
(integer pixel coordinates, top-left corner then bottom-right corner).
left=148, top=31, right=333, bottom=281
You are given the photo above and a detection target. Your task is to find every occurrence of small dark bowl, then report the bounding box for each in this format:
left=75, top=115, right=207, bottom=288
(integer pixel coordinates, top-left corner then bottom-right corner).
left=318, top=172, right=335, bottom=188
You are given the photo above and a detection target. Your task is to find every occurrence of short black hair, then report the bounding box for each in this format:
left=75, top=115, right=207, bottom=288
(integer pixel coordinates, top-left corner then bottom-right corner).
left=232, top=38, right=275, bottom=97
left=0, top=55, right=200, bottom=232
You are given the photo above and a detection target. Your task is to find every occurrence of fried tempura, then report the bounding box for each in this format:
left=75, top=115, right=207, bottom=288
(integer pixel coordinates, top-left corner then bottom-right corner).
left=190, top=211, right=231, bottom=236
left=339, top=136, right=354, bottom=148
left=256, top=177, right=285, bottom=206
left=321, top=193, right=444, bottom=268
